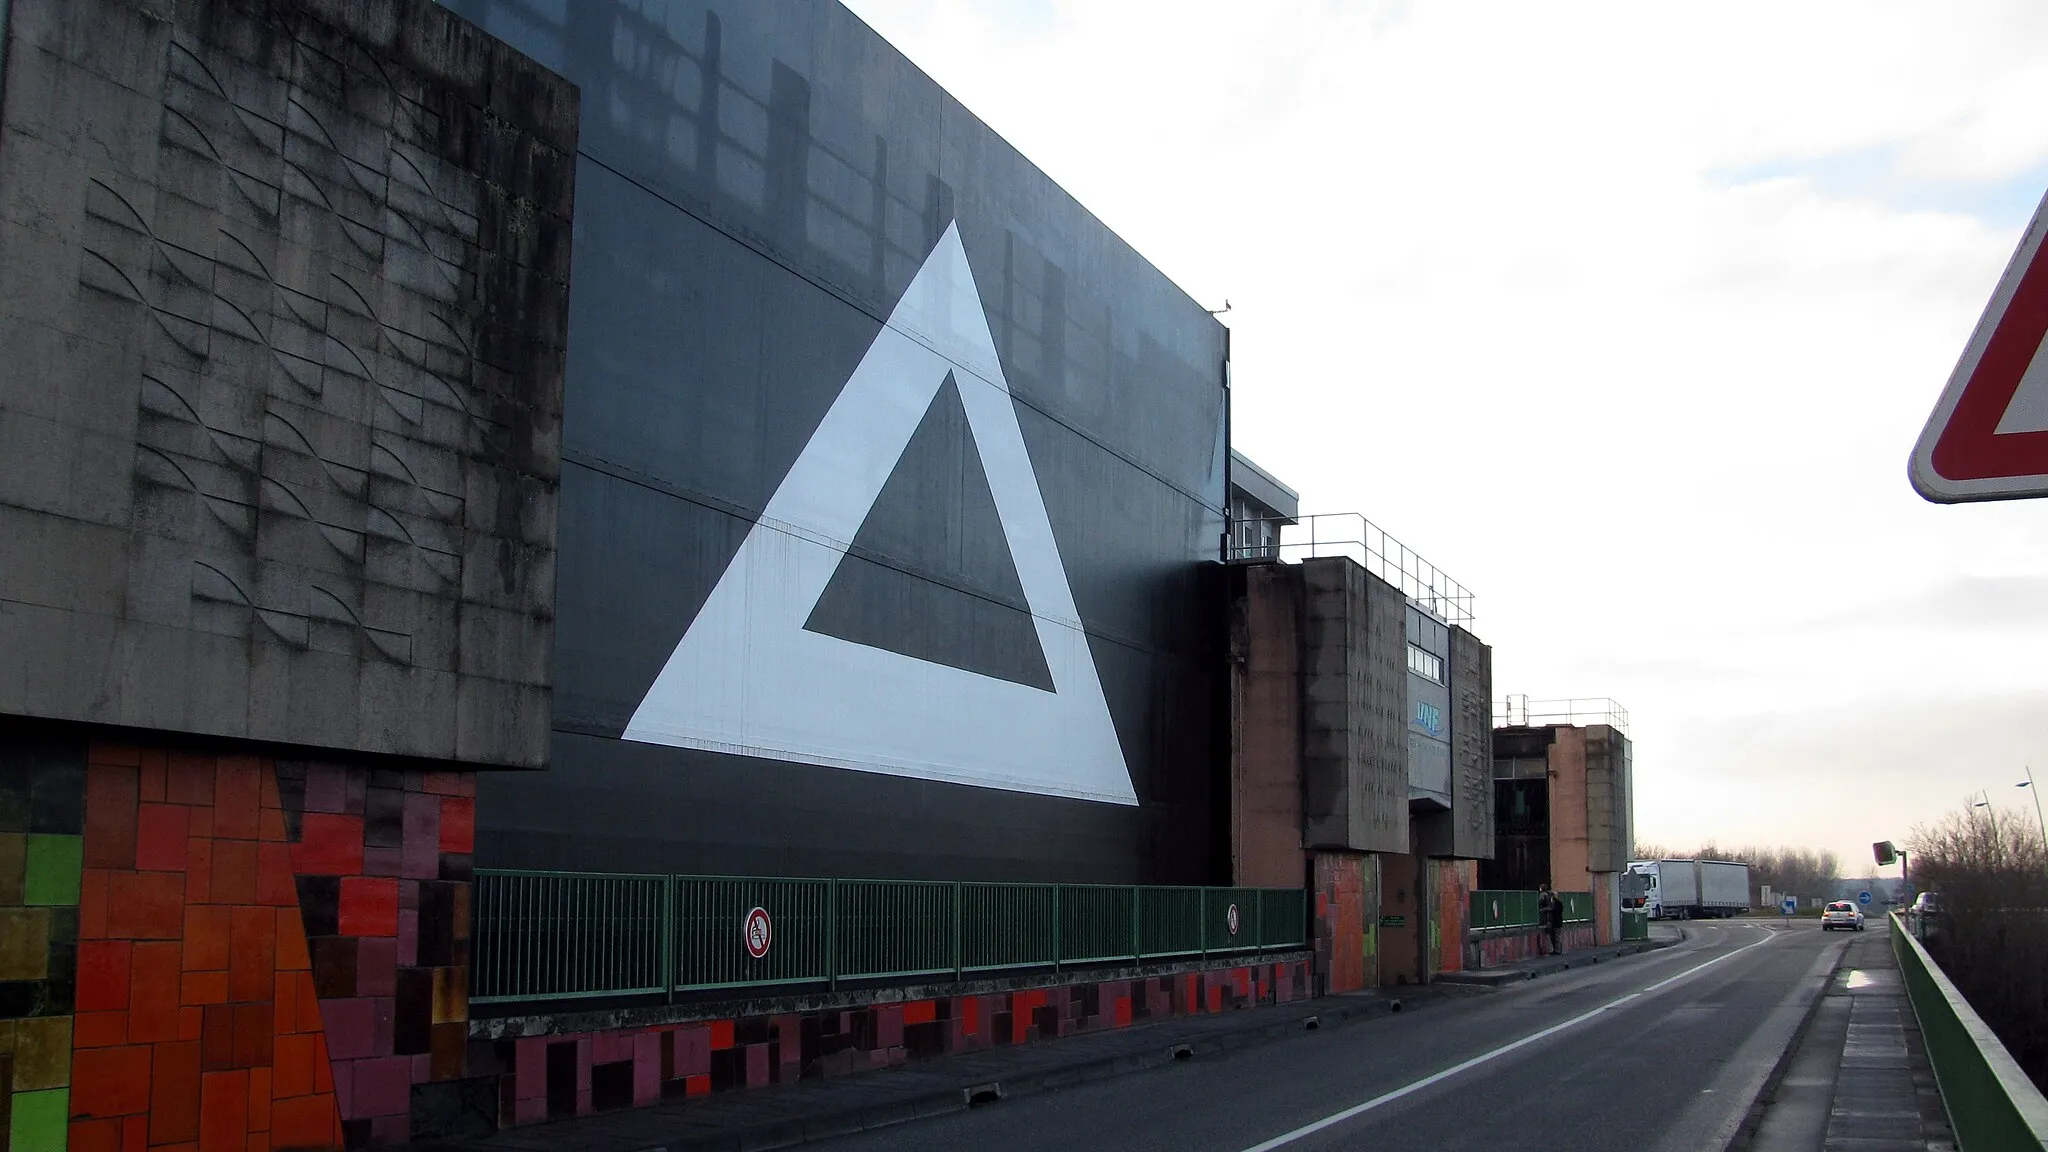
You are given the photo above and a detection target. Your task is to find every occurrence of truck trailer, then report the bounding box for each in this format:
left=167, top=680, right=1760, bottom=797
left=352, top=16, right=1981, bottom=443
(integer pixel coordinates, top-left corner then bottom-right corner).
left=1627, top=859, right=1752, bottom=920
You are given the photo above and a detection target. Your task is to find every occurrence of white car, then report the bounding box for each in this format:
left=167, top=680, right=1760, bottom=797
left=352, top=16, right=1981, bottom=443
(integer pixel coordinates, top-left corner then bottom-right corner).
left=1821, top=901, right=1864, bottom=931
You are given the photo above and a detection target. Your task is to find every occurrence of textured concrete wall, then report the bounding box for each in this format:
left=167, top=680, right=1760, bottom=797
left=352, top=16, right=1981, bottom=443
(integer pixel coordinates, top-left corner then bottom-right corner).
left=0, top=0, right=576, bottom=768
left=1583, top=725, right=1632, bottom=875
left=1299, top=559, right=1406, bottom=853
left=1419, top=625, right=1492, bottom=859
left=1227, top=564, right=1304, bottom=888
left=1547, top=727, right=1590, bottom=888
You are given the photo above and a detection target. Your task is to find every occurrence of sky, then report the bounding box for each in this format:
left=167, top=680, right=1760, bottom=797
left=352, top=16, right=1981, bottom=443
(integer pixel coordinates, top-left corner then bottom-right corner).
left=840, top=0, right=2048, bottom=878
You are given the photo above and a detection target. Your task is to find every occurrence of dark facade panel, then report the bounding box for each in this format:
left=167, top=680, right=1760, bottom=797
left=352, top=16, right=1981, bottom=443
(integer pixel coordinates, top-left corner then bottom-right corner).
left=0, top=0, right=575, bottom=767
left=438, top=0, right=1232, bottom=882
left=1420, top=624, right=1492, bottom=859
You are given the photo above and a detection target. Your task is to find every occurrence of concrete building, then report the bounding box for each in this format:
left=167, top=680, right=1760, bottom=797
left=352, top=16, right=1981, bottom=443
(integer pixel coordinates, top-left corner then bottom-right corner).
left=1224, top=513, right=1493, bottom=990
left=1228, top=449, right=1297, bottom=561
left=1483, top=699, right=1636, bottom=948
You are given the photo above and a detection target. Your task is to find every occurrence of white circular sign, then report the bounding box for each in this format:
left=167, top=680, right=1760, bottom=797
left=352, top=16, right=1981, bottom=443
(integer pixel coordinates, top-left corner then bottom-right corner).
left=743, top=906, right=772, bottom=959
left=1226, top=903, right=1241, bottom=936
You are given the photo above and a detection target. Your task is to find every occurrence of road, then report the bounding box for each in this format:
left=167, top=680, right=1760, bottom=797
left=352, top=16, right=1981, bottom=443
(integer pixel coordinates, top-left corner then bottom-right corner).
left=808, top=922, right=1848, bottom=1152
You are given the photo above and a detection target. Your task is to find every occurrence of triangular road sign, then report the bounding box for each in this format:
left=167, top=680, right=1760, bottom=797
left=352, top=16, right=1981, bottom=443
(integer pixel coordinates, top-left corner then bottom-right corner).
left=623, top=223, right=1138, bottom=805
left=1911, top=187, right=2048, bottom=502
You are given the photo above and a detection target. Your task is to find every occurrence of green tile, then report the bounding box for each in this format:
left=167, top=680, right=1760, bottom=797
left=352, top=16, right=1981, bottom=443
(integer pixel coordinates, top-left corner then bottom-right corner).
left=10, top=1086, right=68, bottom=1151
left=0, top=908, right=49, bottom=981
left=21, top=836, right=80, bottom=907
left=0, top=832, right=23, bottom=905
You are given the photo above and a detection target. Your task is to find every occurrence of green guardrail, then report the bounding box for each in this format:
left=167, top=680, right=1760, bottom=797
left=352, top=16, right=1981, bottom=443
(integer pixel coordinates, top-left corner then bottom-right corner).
left=1467, top=890, right=1594, bottom=932
left=1890, top=913, right=2048, bottom=1152
left=471, top=871, right=1310, bottom=1003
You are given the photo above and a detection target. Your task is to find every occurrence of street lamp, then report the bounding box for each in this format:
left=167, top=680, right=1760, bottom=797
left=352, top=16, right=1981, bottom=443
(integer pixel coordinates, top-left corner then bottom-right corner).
left=2021, top=768, right=2047, bottom=879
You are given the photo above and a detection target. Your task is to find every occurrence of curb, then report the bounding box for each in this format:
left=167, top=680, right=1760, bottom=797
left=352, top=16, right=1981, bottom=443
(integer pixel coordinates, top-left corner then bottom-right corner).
left=643, top=988, right=1459, bottom=1152
left=1434, top=935, right=1681, bottom=988
left=1721, top=933, right=1854, bottom=1152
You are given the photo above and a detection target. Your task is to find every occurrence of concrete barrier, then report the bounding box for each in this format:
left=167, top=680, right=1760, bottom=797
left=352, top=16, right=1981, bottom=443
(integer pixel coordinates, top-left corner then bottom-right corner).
left=1889, top=913, right=2048, bottom=1152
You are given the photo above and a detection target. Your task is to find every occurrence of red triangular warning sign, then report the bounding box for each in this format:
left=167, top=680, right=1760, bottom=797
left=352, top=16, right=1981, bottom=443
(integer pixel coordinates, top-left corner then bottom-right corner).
left=1911, top=188, right=2048, bottom=502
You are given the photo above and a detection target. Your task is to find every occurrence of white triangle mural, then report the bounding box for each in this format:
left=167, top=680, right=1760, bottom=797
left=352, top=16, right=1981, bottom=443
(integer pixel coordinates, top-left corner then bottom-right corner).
left=624, top=223, right=1138, bottom=805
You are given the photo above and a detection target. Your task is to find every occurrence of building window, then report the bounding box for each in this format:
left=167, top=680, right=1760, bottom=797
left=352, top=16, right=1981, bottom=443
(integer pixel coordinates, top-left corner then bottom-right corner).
left=1407, top=644, right=1443, bottom=683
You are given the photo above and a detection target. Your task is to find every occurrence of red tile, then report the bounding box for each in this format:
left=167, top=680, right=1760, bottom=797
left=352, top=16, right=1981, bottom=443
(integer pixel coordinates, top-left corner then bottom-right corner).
left=902, top=1000, right=936, bottom=1026
left=186, top=838, right=214, bottom=904
left=90, top=743, right=145, bottom=766
left=292, top=814, right=364, bottom=876
left=709, top=1019, right=734, bottom=1050
left=257, top=807, right=287, bottom=844
left=337, top=876, right=399, bottom=938
left=182, top=970, right=230, bottom=1005
left=181, top=1005, right=205, bottom=1041
left=246, top=1132, right=270, bottom=1152
left=270, top=1096, right=337, bottom=1150
left=136, top=804, right=190, bottom=872
left=273, top=971, right=297, bottom=1034
left=80, top=866, right=112, bottom=939
left=86, top=764, right=140, bottom=870
left=248, top=1066, right=271, bottom=1134
left=227, top=906, right=277, bottom=1003
left=185, top=905, right=232, bottom=972
left=189, top=804, right=213, bottom=839
left=313, top=1032, right=335, bottom=1094
left=74, top=1010, right=130, bottom=1048
left=214, top=757, right=263, bottom=841
left=273, top=1033, right=318, bottom=1099
left=275, top=908, right=310, bottom=973
left=258, top=767, right=280, bottom=812
left=72, top=1044, right=153, bottom=1118
left=296, top=973, right=323, bottom=1039
left=122, top=1114, right=147, bottom=1152
left=130, top=941, right=184, bottom=1041
left=438, top=796, right=474, bottom=854
left=151, top=1040, right=203, bottom=1144
left=686, top=1074, right=710, bottom=1098
left=138, top=750, right=167, bottom=801
left=210, top=840, right=259, bottom=906
left=202, top=1004, right=236, bottom=1071
left=109, top=870, right=186, bottom=939
left=77, top=940, right=133, bottom=1011
left=69, top=1118, right=122, bottom=1152
left=200, top=1070, right=250, bottom=1152
left=255, top=844, right=296, bottom=908
left=232, top=1002, right=275, bottom=1069
left=165, top=753, right=216, bottom=805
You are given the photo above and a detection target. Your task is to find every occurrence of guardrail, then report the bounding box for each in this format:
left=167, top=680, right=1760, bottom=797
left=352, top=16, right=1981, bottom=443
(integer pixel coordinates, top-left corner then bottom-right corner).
left=1889, top=912, right=2048, bottom=1151
left=1467, top=890, right=1594, bottom=932
left=471, top=872, right=1310, bottom=1004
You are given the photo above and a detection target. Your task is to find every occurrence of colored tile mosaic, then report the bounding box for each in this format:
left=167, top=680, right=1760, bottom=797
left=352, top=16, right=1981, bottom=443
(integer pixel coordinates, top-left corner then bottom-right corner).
left=0, top=727, right=85, bottom=1151
left=481, top=958, right=1310, bottom=1130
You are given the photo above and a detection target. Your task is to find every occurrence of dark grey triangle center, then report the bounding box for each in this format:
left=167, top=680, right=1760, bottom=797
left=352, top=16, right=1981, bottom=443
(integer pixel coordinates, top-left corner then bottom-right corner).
left=802, top=373, right=1055, bottom=691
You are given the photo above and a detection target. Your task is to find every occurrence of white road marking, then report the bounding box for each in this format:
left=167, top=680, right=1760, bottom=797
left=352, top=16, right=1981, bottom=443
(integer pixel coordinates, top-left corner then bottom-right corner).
left=1232, top=927, right=1778, bottom=1152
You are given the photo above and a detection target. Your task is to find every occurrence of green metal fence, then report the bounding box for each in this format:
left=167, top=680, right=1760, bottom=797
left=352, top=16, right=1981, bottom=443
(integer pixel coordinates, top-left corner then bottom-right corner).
left=471, top=872, right=1311, bottom=1004
left=1890, top=913, right=2048, bottom=1152
left=1467, top=890, right=1595, bottom=932
left=1621, top=910, right=1650, bottom=941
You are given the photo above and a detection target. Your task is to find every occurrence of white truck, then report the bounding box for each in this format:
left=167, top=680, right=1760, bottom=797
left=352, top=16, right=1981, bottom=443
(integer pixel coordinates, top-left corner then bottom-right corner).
left=1627, top=859, right=1752, bottom=920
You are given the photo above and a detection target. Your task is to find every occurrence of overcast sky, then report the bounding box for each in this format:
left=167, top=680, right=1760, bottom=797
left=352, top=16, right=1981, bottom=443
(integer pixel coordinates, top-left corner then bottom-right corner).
left=842, top=0, right=2048, bottom=879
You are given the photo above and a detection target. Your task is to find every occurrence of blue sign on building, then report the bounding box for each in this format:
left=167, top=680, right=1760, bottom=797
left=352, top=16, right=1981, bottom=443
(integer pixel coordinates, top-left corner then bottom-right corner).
left=1415, top=702, right=1444, bottom=737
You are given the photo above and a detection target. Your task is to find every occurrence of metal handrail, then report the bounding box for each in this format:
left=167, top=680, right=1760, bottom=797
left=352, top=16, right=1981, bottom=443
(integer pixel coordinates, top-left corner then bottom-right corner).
left=1224, top=512, right=1475, bottom=627
left=1467, top=889, right=1595, bottom=932
left=471, top=871, right=1311, bottom=1003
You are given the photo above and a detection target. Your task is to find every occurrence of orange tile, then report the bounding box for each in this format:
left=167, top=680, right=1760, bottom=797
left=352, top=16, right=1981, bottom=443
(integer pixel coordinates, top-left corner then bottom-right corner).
left=71, top=1044, right=153, bottom=1118
left=121, top=1113, right=147, bottom=1152
left=74, top=1009, right=130, bottom=1047
left=188, top=805, right=213, bottom=839
left=107, top=871, right=185, bottom=939
left=165, top=753, right=216, bottom=806
left=247, top=1066, right=271, bottom=1133
left=257, top=807, right=287, bottom=846
left=274, top=908, right=310, bottom=972
left=214, top=758, right=263, bottom=841
left=80, top=867, right=112, bottom=939
left=210, top=840, right=259, bottom=906
left=272, top=1033, right=317, bottom=1099
left=273, top=972, right=297, bottom=1034
left=227, top=906, right=277, bottom=1003
left=180, top=1005, right=205, bottom=1041
left=269, top=1095, right=338, bottom=1150
left=184, top=905, right=231, bottom=972
left=199, top=1069, right=250, bottom=1152
left=245, top=1134, right=270, bottom=1152
left=68, top=1118, right=122, bottom=1152
left=151, top=1040, right=202, bottom=1145
left=310, top=1032, right=333, bottom=1094
left=258, top=766, right=281, bottom=812
left=130, top=940, right=185, bottom=1041
left=186, top=838, right=214, bottom=905
left=256, top=844, right=296, bottom=908
left=135, top=803, right=191, bottom=872
left=181, top=969, right=230, bottom=1005
left=296, top=973, right=323, bottom=1039
left=138, top=750, right=168, bottom=802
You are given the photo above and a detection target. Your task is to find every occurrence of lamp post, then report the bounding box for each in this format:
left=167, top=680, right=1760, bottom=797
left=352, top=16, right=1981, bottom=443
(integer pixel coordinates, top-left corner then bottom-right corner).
left=2022, top=768, right=2047, bottom=880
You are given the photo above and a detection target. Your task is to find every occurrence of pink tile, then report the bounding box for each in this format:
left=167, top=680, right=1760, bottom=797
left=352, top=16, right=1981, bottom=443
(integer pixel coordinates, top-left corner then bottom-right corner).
left=877, top=1005, right=903, bottom=1048
left=355, top=937, right=397, bottom=996
left=632, top=1036, right=660, bottom=1106
left=515, top=1038, right=548, bottom=1100
left=323, top=998, right=378, bottom=1060
left=576, top=1037, right=592, bottom=1088
left=399, top=879, right=420, bottom=911
left=397, top=908, right=419, bottom=966
left=591, top=1031, right=631, bottom=1066
left=745, top=1043, right=770, bottom=1087
left=351, top=1055, right=414, bottom=1118
left=575, top=1089, right=591, bottom=1116
left=364, top=845, right=404, bottom=877
left=331, top=1057, right=356, bottom=1118
left=401, top=792, right=440, bottom=879
left=370, top=996, right=396, bottom=1055
left=672, top=1027, right=709, bottom=1079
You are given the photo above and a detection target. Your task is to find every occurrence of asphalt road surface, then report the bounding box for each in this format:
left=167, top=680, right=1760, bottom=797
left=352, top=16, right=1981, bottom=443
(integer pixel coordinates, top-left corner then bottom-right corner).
left=808, top=922, right=1847, bottom=1152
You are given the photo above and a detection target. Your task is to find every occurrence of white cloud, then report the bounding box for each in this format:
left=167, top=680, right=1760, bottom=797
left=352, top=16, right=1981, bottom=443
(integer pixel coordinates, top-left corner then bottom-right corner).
left=844, top=0, right=2048, bottom=873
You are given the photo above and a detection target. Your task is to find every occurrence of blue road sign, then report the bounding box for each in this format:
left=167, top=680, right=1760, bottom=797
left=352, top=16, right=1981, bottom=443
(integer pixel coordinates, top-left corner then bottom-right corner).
left=1858, top=890, right=1872, bottom=906
left=1781, top=897, right=1798, bottom=915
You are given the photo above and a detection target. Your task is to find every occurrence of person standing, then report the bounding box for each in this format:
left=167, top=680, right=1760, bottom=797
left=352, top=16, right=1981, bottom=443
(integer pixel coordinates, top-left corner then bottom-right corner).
left=1538, top=883, right=1564, bottom=955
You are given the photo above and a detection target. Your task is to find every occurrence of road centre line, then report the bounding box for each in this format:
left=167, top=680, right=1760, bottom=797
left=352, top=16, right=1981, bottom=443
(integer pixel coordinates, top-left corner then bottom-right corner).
left=1232, top=927, right=1778, bottom=1152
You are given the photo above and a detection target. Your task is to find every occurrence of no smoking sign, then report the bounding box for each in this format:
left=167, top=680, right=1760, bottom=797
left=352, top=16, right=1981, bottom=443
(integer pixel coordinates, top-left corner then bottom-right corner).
left=743, top=906, right=772, bottom=960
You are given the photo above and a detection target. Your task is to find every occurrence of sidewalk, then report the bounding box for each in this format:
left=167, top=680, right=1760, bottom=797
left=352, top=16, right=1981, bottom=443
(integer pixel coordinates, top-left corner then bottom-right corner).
left=1433, top=924, right=1683, bottom=987
left=1747, top=930, right=1956, bottom=1152
left=406, top=984, right=1450, bottom=1152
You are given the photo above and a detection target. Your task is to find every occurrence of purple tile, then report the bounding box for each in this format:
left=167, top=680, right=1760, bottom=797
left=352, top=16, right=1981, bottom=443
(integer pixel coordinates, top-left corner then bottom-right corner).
left=877, top=1005, right=903, bottom=1049
left=515, top=1038, right=548, bottom=1100
left=576, top=1036, right=592, bottom=1088
left=332, top=1055, right=356, bottom=1118
left=305, top=764, right=350, bottom=813
left=591, top=1031, right=631, bottom=1066
left=352, top=1055, right=414, bottom=1117
left=412, top=1053, right=431, bottom=1082
left=745, top=1043, right=770, bottom=1087
left=371, top=995, right=396, bottom=1055
left=344, top=769, right=368, bottom=815
left=323, top=998, right=378, bottom=1060
left=402, top=792, right=440, bottom=879
left=399, top=879, right=421, bottom=911
left=632, top=1036, right=660, bottom=1106
left=363, top=846, right=404, bottom=878
left=673, top=1027, right=709, bottom=1079
left=355, top=937, right=397, bottom=996
left=398, top=907, right=419, bottom=966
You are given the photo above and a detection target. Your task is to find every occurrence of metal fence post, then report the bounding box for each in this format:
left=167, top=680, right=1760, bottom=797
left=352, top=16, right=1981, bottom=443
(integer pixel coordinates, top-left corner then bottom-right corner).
left=1254, top=888, right=1265, bottom=949
left=662, top=874, right=675, bottom=1003
left=1052, top=885, right=1062, bottom=973
left=826, top=878, right=839, bottom=991
left=1130, top=886, right=1141, bottom=962
left=951, top=882, right=963, bottom=980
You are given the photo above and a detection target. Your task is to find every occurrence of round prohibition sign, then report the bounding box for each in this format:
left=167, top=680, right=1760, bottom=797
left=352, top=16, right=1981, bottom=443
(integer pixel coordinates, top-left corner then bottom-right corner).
left=1226, top=903, right=1241, bottom=936
left=743, top=906, right=773, bottom=960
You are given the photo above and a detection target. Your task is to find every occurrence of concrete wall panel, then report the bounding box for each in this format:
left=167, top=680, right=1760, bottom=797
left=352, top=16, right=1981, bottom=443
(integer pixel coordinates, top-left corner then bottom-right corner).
left=1300, top=558, right=1406, bottom=853
left=1228, top=564, right=1305, bottom=887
